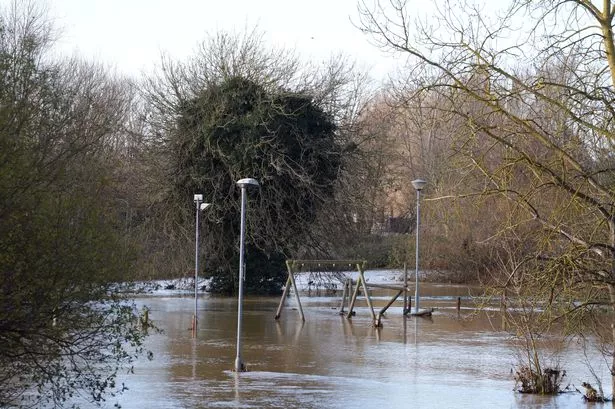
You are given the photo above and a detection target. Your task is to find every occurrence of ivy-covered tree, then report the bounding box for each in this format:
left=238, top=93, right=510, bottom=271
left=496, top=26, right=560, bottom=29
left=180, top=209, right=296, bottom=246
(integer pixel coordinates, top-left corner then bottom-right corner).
left=142, top=30, right=362, bottom=293
left=173, top=76, right=342, bottom=294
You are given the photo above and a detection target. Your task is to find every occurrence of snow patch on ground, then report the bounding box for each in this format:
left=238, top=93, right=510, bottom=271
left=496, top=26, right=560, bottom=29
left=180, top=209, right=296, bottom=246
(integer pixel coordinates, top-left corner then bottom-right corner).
left=129, top=276, right=211, bottom=296
left=130, top=269, right=441, bottom=296
left=293, top=268, right=409, bottom=288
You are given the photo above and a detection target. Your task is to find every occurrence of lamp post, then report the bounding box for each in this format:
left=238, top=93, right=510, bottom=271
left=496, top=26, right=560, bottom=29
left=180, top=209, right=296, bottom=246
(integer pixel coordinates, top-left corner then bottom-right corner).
left=234, top=177, right=259, bottom=372
left=411, top=179, right=426, bottom=314
left=192, top=194, right=211, bottom=336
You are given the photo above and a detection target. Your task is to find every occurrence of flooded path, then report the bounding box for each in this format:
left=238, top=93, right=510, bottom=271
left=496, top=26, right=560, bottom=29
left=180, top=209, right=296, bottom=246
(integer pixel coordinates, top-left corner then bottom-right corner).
left=111, top=287, right=611, bottom=408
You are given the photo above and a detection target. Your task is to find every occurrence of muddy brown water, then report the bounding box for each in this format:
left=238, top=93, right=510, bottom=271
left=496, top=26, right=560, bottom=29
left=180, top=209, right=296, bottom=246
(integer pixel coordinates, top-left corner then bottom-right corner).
left=105, top=284, right=611, bottom=408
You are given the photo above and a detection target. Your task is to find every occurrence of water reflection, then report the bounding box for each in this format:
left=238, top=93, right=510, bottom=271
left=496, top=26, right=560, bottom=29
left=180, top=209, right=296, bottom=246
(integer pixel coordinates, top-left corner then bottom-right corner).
left=233, top=372, right=239, bottom=404
left=107, top=290, right=612, bottom=409
left=191, top=337, right=197, bottom=380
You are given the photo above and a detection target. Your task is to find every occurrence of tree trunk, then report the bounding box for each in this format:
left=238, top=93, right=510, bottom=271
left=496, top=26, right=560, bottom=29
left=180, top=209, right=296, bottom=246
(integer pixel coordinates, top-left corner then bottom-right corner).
left=609, top=282, right=615, bottom=395
left=610, top=218, right=615, bottom=394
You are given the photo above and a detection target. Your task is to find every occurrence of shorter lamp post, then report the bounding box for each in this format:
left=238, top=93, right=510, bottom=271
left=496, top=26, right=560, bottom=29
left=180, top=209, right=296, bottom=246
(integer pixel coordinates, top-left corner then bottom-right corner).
left=192, top=194, right=211, bottom=336
left=234, top=178, right=259, bottom=372
left=411, top=179, right=426, bottom=314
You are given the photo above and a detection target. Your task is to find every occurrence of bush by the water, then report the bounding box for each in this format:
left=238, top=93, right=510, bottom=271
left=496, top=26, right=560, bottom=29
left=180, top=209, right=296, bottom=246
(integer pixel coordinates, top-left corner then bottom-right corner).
left=514, top=366, right=566, bottom=394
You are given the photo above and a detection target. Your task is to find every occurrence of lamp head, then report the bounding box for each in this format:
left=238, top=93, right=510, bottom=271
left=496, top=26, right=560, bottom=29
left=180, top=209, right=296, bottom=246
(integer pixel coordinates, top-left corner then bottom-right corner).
left=194, top=193, right=203, bottom=202
left=236, top=178, right=260, bottom=189
left=411, top=179, right=427, bottom=191
left=200, top=203, right=211, bottom=211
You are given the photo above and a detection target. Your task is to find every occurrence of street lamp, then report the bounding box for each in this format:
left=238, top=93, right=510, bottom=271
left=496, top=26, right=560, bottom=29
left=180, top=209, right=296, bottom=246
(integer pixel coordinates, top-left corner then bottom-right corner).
left=411, top=179, right=426, bottom=315
left=234, top=177, right=259, bottom=372
left=192, top=194, right=211, bottom=336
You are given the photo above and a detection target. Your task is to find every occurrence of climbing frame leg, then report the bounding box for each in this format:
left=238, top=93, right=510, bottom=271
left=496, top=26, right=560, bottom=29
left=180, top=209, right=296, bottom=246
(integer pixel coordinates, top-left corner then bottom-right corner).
left=376, top=290, right=403, bottom=327
left=339, top=279, right=349, bottom=314
left=347, top=277, right=361, bottom=317
left=357, top=263, right=377, bottom=324
left=275, top=260, right=304, bottom=321
left=288, top=264, right=305, bottom=322
left=274, top=274, right=292, bottom=320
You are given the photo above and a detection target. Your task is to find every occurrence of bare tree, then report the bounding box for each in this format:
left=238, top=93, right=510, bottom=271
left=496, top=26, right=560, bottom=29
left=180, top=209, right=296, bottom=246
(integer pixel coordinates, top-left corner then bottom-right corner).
left=0, top=2, right=148, bottom=406
left=358, top=0, right=615, bottom=391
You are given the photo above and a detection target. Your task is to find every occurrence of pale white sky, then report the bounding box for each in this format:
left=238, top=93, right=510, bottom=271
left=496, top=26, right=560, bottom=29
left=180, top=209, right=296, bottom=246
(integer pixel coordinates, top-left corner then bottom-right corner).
left=35, top=0, right=403, bottom=80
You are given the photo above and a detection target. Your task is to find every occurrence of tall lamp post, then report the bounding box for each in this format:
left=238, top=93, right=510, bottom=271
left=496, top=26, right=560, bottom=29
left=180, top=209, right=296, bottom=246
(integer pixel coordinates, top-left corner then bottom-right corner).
left=192, top=194, right=211, bottom=336
left=411, top=179, right=426, bottom=315
left=234, top=178, right=259, bottom=372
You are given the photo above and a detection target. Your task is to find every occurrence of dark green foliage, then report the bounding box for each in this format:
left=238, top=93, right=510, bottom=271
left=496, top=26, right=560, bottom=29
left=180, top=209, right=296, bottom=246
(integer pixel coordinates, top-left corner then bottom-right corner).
left=171, top=76, right=342, bottom=294
left=207, top=245, right=287, bottom=295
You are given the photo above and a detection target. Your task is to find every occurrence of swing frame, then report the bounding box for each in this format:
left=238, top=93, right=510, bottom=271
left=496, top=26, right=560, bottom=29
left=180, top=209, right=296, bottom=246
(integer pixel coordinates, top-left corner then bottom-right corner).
left=274, top=259, right=375, bottom=322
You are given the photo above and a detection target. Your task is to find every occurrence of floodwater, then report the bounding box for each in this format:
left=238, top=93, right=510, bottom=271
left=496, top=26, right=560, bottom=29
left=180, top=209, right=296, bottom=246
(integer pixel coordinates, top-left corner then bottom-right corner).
left=109, top=284, right=612, bottom=408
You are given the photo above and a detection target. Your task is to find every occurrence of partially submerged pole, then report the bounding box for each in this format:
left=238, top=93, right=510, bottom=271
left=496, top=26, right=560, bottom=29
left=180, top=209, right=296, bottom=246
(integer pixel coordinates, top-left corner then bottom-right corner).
left=192, top=194, right=202, bottom=336
left=234, top=178, right=259, bottom=372
left=411, top=179, right=426, bottom=314
left=403, top=263, right=408, bottom=315
left=192, top=196, right=210, bottom=337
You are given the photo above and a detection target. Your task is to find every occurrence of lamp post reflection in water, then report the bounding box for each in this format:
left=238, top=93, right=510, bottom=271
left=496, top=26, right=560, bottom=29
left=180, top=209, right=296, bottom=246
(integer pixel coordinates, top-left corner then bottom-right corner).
left=411, top=179, right=426, bottom=314
left=234, top=178, right=259, bottom=372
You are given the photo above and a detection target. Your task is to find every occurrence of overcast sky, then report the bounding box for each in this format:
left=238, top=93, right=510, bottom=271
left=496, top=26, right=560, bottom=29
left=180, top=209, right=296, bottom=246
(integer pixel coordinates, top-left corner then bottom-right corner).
left=31, top=0, right=404, bottom=81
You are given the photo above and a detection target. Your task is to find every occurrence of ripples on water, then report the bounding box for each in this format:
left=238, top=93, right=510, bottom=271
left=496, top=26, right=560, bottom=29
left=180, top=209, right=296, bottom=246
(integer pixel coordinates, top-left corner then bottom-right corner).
left=108, top=286, right=610, bottom=409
